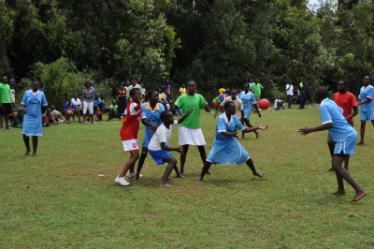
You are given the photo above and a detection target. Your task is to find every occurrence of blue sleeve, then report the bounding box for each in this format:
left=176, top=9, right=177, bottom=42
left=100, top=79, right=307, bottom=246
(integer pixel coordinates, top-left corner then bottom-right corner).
left=41, top=92, right=48, bottom=106
left=368, top=87, right=374, bottom=100
left=217, top=117, right=227, bottom=132
left=251, top=94, right=257, bottom=104
left=320, top=105, right=332, bottom=124
left=160, top=103, right=165, bottom=112
left=141, top=103, right=148, bottom=119
left=21, top=92, right=28, bottom=105
left=234, top=116, right=244, bottom=130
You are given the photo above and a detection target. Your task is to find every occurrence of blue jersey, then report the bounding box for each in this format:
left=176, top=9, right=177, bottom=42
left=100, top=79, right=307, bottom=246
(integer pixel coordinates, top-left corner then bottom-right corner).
left=359, top=85, right=374, bottom=112
left=319, top=98, right=356, bottom=142
left=238, top=91, right=256, bottom=119
left=141, top=102, right=165, bottom=135
left=21, top=90, right=48, bottom=136
left=207, top=113, right=249, bottom=165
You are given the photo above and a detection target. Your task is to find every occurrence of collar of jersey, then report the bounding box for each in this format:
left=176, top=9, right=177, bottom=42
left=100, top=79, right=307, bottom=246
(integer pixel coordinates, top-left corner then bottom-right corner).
left=146, top=102, right=160, bottom=111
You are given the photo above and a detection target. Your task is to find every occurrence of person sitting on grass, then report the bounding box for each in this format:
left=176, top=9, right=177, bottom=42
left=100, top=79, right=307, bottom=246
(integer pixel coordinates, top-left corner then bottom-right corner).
left=299, top=87, right=367, bottom=202
left=199, top=101, right=267, bottom=181
left=147, top=109, right=193, bottom=187
left=63, top=100, right=75, bottom=122
left=115, top=88, right=143, bottom=186
left=49, top=105, right=69, bottom=124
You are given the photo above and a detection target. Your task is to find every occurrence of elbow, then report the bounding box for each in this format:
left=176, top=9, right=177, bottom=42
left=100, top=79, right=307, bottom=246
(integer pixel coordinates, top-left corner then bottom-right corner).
left=325, top=123, right=333, bottom=129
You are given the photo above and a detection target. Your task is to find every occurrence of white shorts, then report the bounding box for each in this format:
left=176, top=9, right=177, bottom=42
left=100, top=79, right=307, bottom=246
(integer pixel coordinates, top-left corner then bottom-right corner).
left=83, top=101, right=94, bottom=115
left=122, top=139, right=139, bottom=152
left=178, top=127, right=206, bottom=146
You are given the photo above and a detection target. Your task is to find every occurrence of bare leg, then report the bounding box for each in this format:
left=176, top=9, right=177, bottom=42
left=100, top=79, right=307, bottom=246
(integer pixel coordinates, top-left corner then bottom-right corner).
left=161, top=157, right=177, bottom=187
left=136, top=147, right=148, bottom=179
left=23, top=134, right=30, bottom=155
left=358, top=120, right=366, bottom=145
left=331, top=155, right=366, bottom=201
left=243, top=118, right=258, bottom=139
left=32, top=136, right=38, bottom=155
left=246, top=158, right=263, bottom=177
left=118, top=151, right=139, bottom=177
left=327, top=140, right=335, bottom=171
left=180, top=144, right=189, bottom=176
left=4, top=115, right=9, bottom=129
left=344, top=156, right=350, bottom=170
left=199, top=161, right=212, bottom=181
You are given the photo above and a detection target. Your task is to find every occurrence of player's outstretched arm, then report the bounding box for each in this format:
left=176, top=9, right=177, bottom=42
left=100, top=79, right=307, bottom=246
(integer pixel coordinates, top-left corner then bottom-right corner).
left=160, top=142, right=183, bottom=153
left=141, top=118, right=158, bottom=132
left=177, top=108, right=194, bottom=124
left=243, top=124, right=268, bottom=133
left=299, top=122, right=332, bottom=136
left=202, top=103, right=210, bottom=112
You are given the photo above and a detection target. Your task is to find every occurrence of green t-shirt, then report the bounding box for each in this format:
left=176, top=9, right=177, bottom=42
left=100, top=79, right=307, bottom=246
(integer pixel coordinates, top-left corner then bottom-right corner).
left=0, top=83, right=12, bottom=104
left=175, top=93, right=208, bottom=128
left=250, top=83, right=263, bottom=97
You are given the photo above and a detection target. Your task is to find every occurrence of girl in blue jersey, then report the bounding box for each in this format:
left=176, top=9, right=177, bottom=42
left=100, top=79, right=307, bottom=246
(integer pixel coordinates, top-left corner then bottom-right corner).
left=238, top=83, right=261, bottom=139
left=199, top=101, right=267, bottom=181
left=299, top=88, right=367, bottom=202
left=135, top=90, right=165, bottom=179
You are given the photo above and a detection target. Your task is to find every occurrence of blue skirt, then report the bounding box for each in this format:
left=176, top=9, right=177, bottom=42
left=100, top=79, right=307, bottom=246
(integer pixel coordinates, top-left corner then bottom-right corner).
left=22, top=114, right=43, bottom=136
left=207, top=138, right=250, bottom=165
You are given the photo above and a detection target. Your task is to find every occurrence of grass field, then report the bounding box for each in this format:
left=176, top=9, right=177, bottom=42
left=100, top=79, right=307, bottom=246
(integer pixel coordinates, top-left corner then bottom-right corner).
left=1, top=107, right=373, bottom=249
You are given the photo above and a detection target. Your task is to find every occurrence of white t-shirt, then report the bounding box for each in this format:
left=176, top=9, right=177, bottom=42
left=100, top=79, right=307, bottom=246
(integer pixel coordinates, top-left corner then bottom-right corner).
left=148, top=120, right=178, bottom=151
left=71, top=98, right=82, bottom=106
left=286, top=84, right=294, bottom=96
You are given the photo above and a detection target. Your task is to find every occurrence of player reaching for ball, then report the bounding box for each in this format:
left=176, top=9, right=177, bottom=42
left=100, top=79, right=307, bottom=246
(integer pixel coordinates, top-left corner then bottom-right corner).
left=299, top=88, right=367, bottom=202
left=199, top=101, right=267, bottom=181
left=238, top=83, right=261, bottom=139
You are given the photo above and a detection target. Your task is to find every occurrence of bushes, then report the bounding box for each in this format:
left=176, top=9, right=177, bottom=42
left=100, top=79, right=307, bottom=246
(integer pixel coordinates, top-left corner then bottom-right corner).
left=32, top=58, right=92, bottom=109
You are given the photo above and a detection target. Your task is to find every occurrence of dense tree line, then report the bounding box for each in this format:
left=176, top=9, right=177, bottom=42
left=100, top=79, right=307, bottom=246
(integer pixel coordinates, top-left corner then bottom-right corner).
left=0, top=0, right=373, bottom=105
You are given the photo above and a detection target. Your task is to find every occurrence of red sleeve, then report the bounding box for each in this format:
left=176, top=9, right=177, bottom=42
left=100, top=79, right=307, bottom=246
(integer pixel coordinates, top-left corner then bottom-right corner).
left=350, top=92, right=358, bottom=107
left=332, top=93, right=337, bottom=102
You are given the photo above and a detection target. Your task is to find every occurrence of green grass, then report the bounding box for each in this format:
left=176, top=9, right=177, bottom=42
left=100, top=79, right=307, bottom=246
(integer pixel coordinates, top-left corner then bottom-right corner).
left=1, top=107, right=373, bottom=249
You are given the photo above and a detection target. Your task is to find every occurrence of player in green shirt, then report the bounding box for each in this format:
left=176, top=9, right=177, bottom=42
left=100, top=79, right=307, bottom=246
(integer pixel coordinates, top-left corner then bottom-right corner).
left=250, top=82, right=264, bottom=100
left=175, top=80, right=210, bottom=176
left=0, top=76, right=12, bottom=129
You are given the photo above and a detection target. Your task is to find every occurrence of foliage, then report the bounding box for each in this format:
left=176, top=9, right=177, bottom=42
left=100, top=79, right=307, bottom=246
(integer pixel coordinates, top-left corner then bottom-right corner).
left=32, top=58, right=92, bottom=108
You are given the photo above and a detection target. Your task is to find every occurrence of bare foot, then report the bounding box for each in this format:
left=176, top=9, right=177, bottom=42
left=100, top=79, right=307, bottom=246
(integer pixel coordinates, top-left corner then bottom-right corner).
left=332, top=191, right=346, bottom=196
left=160, top=183, right=171, bottom=188
left=357, top=141, right=364, bottom=145
left=350, top=191, right=367, bottom=202
left=197, top=177, right=204, bottom=181
left=177, top=174, right=185, bottom=178
left=254, top=172, right=263, bottom=178
left=24, top=150, right=30, bottom=156
left=32, top=152, right=37, bottom=156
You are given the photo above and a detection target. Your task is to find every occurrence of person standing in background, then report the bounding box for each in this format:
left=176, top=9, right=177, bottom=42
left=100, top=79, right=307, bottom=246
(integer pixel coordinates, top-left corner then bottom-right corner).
left=82, top=81, right=96, bottom=124
left=357, top=75, right=374, bottom=145
left=71, top=96, right=82, bottom=122
left=0, top=76, right=12, bottom=129
left=250, top=81, right=264, bottom=101
left=285, top=82, right=294, bottom=109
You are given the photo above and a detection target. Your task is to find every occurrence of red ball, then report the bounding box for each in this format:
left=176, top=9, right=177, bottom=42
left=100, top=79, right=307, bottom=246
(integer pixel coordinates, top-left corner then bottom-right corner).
left=258, top=98, right=270, bottom=110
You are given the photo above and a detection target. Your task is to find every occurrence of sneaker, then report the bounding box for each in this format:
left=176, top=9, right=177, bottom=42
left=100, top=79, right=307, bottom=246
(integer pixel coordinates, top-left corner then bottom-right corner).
left=126, top=172, right=143, bottom=178
left=115, top=176, right=130, bottom=186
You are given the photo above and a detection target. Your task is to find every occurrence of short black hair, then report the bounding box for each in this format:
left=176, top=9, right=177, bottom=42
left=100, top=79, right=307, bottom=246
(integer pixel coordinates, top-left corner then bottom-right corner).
left=147, top=89, right=159, bottom=99
left=160, top=110, right=172, bottom=122
left=315, top=87, right=328, bottom=100
left=223, top=100, right=235, bottom=110
left=130, top=87, right=141, bottom=98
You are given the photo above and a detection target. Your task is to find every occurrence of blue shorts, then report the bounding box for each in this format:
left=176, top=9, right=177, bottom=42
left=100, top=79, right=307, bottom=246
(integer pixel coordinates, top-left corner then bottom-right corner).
left=360, top=111, right=374, bottom=121
left=334, top=134, right=357, bottom=156
left=142, top=132, right=154, bottom=148
left=148, top=149, right=173, bottom=165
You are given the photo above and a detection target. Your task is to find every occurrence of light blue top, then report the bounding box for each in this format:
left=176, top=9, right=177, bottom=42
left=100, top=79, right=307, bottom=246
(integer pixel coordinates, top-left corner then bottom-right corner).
left=319, top=98, right=356, bottom=142
left=21, top=90, right=48, bottom=136
left=141, top=102, right=165, bottom=136
left=359, top=85, right=374, bottom=112
left=239, top=91, right=256, bottom=110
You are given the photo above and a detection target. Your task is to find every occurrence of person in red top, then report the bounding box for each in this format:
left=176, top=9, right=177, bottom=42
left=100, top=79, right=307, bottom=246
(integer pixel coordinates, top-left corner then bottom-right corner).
left=115, top=88, right=143, bottom=186
left=327, top=80, right=358, bottom=171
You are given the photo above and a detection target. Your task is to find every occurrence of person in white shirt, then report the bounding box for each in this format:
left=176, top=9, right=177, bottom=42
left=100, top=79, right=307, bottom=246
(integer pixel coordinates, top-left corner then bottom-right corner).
left=145, top=109, right=192, bottom=187
left=126, top=78, right=143, bottom=101
left=71, top=96, right=82, bottom=122
left=285, top=83, right=294, bottom=109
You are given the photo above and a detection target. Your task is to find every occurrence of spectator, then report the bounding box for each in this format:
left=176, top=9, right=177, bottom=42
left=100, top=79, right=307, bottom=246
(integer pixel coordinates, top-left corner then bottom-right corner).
left=117, top=88, right=127, bottom=117
left=126, top=77, right=142, bottom=101
left=250, top=81, right=264, bottom=101
left=64, top=100, right=76, bottom=122
left=71, top=96, right=82, bottom=122
left=0, top=76, right=12, bottom=129
left=274, top=99, right=285, bottom=110
left=82, top=81, right=96, bottom=124
left=285, top=82, right=294, bottom=109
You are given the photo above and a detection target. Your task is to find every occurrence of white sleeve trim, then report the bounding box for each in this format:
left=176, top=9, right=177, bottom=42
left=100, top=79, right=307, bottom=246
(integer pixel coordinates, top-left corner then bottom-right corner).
left=322, top=120, right=333, bottom=124
left=218, top=129, right=227, bottom=132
